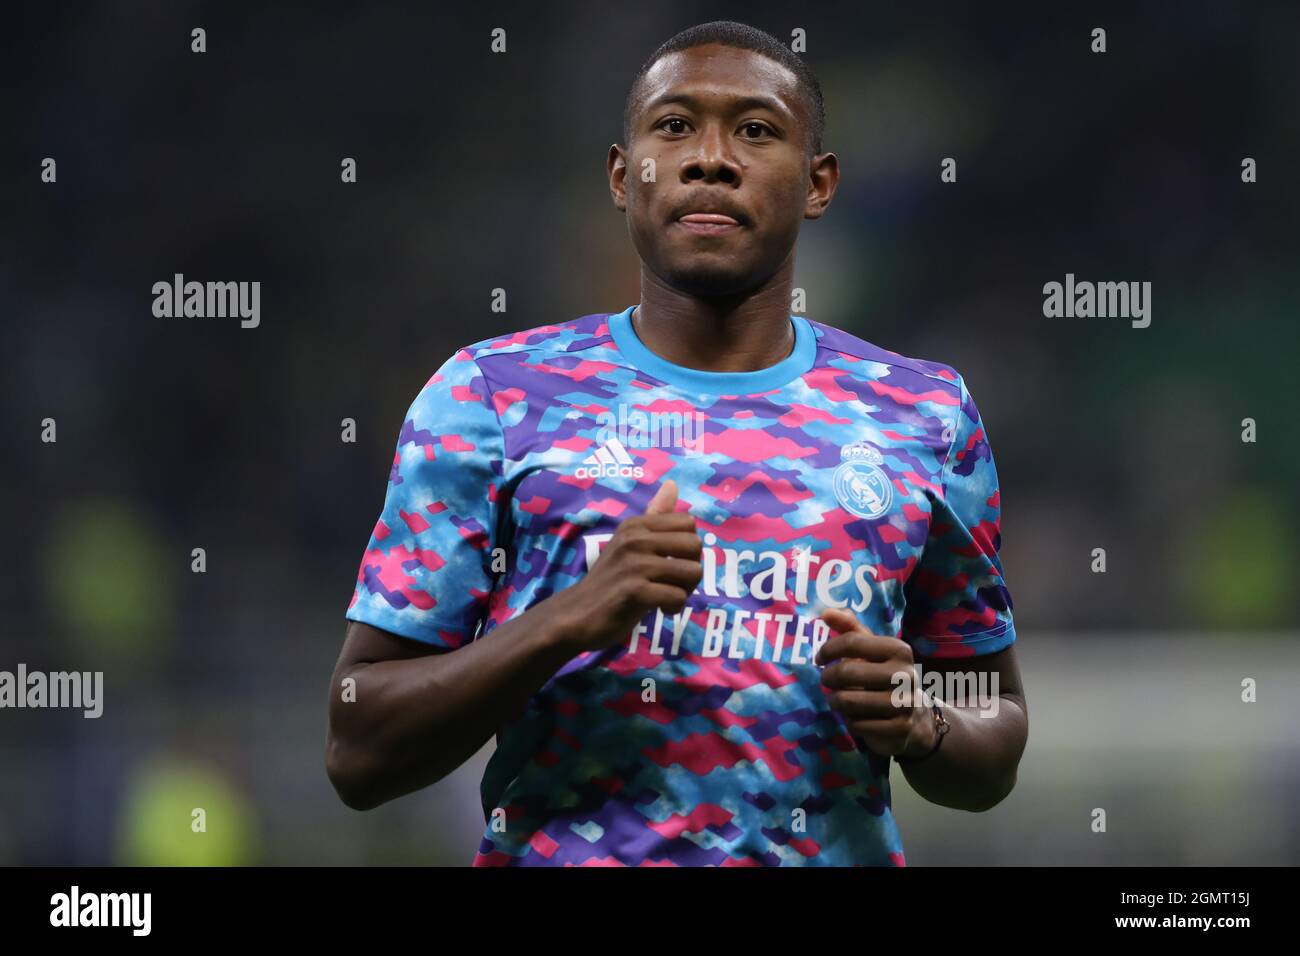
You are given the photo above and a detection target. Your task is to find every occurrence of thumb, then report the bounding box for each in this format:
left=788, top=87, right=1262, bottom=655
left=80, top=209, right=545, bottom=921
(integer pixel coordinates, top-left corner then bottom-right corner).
left=820, top=607, right=861, bottom=635
left=645, top=478, right=679, bottom=515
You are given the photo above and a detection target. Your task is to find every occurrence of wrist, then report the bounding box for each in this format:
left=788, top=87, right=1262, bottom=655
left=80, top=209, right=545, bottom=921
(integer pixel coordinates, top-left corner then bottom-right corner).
left=534, top=587, right=598, bottom=655
left=895, top=699, right=950, bottom=764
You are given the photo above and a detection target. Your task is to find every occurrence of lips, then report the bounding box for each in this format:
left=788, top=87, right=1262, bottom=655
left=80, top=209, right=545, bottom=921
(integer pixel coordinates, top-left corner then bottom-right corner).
left=678, top=212, right=740, bottom=225
left=675, top=210, right=744, bottom=235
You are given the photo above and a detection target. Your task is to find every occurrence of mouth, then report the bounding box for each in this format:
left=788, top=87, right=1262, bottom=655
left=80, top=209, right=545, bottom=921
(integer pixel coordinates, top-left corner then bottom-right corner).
left=675, top=212, right=743, bottom=236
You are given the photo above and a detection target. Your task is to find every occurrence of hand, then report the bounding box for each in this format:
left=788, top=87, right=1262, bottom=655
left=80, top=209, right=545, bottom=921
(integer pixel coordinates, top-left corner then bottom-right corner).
left=815, top=607, right=937, bottom=758
left=554, top=479, right=703, bottom=654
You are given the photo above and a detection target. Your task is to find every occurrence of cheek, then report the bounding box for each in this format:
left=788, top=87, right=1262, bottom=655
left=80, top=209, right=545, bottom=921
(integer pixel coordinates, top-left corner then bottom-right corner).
left=626, top=154, right=666, bottom=200
left=625, top=210, right=669, bottom=271
left=625, top=173, right=666, bottom=233
left=748, top=174, right=806, bottom=235
left=776, top=159, right=812, bottom=205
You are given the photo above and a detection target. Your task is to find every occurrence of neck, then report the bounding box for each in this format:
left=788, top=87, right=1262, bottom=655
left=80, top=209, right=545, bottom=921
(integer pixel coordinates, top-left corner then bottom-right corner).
left=633, top=261, right=797, bottom=373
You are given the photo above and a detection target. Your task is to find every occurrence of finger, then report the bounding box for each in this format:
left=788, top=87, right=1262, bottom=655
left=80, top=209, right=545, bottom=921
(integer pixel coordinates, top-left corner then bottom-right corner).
left=849, top=714, right=916, bottom=753
left=823, top=689, right=901, bottom=720
left=644, top=478, right=678, bottom=516
left=820, top=658, right=914, bottom=692
left=633, top=582, right=693, bottom=615
left=644, top=532, right=705, bottom=560
left=639, top=512, right=699, bottom=533
left=821, top=607, right=860, bottom=635
left=816, top=631, right=904, bottom=666
left=646, top=557, right=703, bottom=590
left=817, top=608, right=887, bottom=654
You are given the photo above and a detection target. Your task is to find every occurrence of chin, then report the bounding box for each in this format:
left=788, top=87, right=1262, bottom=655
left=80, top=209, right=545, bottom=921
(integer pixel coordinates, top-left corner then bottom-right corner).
left=660, top=261, right=759, bottom=298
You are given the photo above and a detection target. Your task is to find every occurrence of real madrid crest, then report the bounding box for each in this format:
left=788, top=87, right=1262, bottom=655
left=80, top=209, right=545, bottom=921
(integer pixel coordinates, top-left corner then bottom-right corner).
left=833, top=441, right=893, bottom=519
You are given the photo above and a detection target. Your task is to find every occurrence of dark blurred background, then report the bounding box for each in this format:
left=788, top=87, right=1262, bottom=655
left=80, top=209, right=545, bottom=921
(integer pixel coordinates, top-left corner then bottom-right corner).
left=2, top=1, right=1297, bottom=865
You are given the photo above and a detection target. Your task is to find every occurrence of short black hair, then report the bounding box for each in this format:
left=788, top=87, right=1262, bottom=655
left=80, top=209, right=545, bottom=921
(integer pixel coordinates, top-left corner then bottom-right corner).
left=623, top=20, right=826, bottom=155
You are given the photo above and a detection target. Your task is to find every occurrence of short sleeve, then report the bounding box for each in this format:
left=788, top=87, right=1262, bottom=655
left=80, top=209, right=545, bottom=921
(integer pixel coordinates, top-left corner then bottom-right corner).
left=345, top=349, right=505, bottom=650
left=901, top=375, right=1016, bottom=658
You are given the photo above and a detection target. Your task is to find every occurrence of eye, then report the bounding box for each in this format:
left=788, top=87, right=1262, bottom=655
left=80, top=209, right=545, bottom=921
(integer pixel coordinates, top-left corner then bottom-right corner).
left=740, top=121, right=774, bottom=139
left=656, top=117, right=691, bottom=135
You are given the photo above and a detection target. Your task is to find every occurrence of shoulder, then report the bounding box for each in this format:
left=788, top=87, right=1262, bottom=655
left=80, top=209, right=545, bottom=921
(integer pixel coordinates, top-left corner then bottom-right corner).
left=806, top=318, right=967, bottom=404
left=457, top=312, right=616, bottom=363
left=413, top=311, right=618, bottom=399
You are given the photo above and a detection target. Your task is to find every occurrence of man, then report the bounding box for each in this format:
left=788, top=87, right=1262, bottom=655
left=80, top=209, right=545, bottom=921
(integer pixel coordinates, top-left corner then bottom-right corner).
left=328, top=20, right=1027, bottom=866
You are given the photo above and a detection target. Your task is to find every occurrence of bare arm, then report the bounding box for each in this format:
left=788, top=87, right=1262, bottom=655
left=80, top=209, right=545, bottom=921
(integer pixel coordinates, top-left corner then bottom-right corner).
left=817, top=608, right=1028, bottom=813
left=326, top=480, right=703, bottom=810
left=326, top=601, right=583, bottom=811
left=895, top=643, right=1028, bottom=812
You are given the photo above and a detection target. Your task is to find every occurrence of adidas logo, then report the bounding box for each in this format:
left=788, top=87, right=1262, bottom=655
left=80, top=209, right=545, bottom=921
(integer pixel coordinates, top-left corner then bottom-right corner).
left=575, top=437, right=645, bottom=479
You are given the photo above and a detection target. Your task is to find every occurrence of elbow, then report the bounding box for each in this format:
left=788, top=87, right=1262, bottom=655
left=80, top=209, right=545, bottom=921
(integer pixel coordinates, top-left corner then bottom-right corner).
left=966, top=723, right=1027, bottom=812
left=966, top=770, right=1018, bottom=813
left=325, top=734, right=384, bottom=812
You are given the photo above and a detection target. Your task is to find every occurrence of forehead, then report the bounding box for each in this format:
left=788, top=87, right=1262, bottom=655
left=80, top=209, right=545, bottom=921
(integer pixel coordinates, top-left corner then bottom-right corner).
left=637, top=43, right=803, bottom=117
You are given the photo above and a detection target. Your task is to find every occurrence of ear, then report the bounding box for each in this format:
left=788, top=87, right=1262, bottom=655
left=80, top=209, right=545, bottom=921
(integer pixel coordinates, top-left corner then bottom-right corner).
left=608, top=143, right=629, bottom=213
left=804, top=150, right=840, bottom=220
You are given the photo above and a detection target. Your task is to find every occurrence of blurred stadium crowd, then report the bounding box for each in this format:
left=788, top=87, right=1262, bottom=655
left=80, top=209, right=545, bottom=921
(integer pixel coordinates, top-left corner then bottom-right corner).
left=2, top=3, right=1296, bottom=864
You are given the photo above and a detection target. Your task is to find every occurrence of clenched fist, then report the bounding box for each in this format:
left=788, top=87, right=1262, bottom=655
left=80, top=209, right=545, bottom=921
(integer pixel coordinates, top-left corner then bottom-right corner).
left=815, top=607, right=939, bottom=759
left=555, top=479, right=704, bottom=654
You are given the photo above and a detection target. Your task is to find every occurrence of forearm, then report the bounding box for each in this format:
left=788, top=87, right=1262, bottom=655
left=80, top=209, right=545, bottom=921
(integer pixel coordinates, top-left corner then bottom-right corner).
left=897, top=694, right=1027, bottom=812
left=327, top=594, right=583, bottom=809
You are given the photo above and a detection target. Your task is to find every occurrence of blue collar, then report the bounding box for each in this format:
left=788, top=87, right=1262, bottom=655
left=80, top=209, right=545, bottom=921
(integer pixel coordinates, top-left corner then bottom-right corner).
left=607, top=304, right=816, bottom=395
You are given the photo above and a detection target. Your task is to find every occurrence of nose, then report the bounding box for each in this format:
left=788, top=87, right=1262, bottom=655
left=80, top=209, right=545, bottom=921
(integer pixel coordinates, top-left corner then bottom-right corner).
left=679, top=122, right=741, bottom=186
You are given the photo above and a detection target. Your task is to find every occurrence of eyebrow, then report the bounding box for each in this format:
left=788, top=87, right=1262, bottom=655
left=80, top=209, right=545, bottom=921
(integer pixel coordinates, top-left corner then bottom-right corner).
left=641, top=91, right=791, bottom=120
